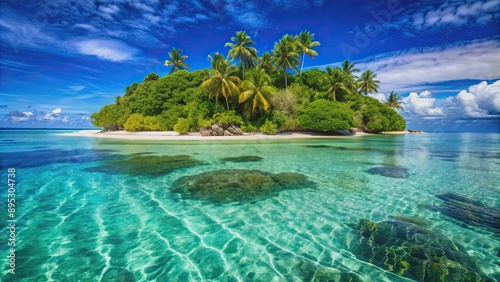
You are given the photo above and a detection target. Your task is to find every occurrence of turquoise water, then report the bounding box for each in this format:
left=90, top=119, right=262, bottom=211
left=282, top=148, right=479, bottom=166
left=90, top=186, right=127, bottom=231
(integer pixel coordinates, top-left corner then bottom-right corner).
left=1, top=130, right=499, bottom=281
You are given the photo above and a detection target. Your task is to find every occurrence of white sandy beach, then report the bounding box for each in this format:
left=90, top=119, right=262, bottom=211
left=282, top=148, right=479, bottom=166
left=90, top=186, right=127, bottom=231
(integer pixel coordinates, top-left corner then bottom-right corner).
left=59, top=130, right=372, bottom=140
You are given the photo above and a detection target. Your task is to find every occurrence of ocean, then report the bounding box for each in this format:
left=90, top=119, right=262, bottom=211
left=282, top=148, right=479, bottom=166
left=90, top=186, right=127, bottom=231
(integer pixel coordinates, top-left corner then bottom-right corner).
left=1, top=129, right=499, bottom=281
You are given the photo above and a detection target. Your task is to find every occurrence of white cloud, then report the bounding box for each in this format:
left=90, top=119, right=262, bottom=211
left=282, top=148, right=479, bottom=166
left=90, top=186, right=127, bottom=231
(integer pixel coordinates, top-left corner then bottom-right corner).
left=23, top=111, right=33, bottom=117
left=411, top=0, right=499, bottom=29
left=402, top=91, right=444, bottom=116
left=99, top=5, right=120, bottom=15
left=44, top=108, right=62, bottom=120
left=358, top=39, right=500, bottom=92
left=69, top=86, right=85, bottom=91
left=445, top=80, right=500, bottom=117
left=62, top=116, right=69, bottom=123
left=73, top=39, right=139, bottom=62
left=369, top=93, right=387, bottom=102
left=73, top=24, right=98, bottom=33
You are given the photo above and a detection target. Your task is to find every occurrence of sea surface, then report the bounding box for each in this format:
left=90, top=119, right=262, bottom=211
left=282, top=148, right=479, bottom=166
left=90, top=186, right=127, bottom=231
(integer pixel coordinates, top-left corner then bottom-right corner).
left=1, top=129, right=499, bottom=281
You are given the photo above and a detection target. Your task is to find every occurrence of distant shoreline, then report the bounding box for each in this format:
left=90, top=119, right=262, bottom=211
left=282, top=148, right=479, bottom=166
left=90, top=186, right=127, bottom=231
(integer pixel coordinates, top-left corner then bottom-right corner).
left=58, top=130, right=383, bottom=141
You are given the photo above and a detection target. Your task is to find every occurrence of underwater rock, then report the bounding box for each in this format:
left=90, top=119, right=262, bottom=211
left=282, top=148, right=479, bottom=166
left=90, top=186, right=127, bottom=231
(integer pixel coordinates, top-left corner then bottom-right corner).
left=293, top=261, right=363, bottom=282
left=86, top=154, right=204, bottom=176
left=351, top=218, right=494, bottom=282
left=0, top=148, right=118, bottom=169
left=429, top=193, right=500, bottom=233
left=366, top=166, right=409, bottom=179
left=220, top=156, right=263, bottom=163
left=171, top=169, right=315, bottom=203
left=304, top=145, right=332, bottom=148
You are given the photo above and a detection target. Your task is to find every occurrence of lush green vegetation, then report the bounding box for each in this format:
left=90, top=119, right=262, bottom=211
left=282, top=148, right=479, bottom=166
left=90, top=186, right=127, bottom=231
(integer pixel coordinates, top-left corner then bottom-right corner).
left=92, top=30, right=406, bottom=134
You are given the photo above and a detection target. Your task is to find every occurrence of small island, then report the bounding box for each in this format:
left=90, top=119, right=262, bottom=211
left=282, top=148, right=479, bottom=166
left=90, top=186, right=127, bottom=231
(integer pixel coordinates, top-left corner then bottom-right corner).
left=90, top=30, right=406, bottom=137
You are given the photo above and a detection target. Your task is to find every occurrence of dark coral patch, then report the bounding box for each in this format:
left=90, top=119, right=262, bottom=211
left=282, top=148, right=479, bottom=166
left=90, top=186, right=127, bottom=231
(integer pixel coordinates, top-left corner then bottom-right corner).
left=220, top=156, right=263, bottom=162
left=171, top=169, right=315, bottom=204
left=366, top=166, right=409, bottom=179
left=428, top=193, right=500, bottom=233
left=351, top=218, right=494, bottom=281
left=86, top=155, right=204, bottom=176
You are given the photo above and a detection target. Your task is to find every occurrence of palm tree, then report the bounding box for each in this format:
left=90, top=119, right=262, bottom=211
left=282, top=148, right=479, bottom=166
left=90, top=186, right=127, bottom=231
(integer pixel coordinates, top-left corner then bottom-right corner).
left=341, top=60, right=360, bottom=77
left=358, top=70, right=380, bottom=96
left=200, top=53, right=241, bottom=111
left=271, top=34, right=300, bottom=91
left=324, top=67, right=355, bottom=102
left=239, top=69, right=276, bottom=118
left=386, top=91, right=405, bottom=109
left=163, top=48, right=190, bottom=74
left=296, top=30, right=320, bottom=80
left=257, top=52, right=276, bottom=74
left=225, top=31, right=258, bottom=80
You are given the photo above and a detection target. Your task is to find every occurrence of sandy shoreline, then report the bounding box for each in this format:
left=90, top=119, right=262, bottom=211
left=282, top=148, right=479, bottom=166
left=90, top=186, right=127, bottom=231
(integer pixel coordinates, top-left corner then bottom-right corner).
left=58, top=130, right=374, bottom=141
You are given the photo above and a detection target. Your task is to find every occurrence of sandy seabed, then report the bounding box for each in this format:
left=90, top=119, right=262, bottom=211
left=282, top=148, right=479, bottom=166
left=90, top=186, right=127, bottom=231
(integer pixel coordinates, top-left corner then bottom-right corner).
left=58, top=130, right=378, bottom=141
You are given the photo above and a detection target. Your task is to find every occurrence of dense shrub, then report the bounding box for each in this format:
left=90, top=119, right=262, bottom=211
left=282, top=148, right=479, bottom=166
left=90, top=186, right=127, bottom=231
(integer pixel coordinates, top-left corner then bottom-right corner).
left=124, top=113, right=145, bottom=131
left=91, top=104, right=131, bottom=131
left=211, top=110, right=243, bottom=126
left=298, top=99, right=355, bottom=131
left=260, top=119, right=278, bottom=135
left=174, top=118, right=190, bottom=134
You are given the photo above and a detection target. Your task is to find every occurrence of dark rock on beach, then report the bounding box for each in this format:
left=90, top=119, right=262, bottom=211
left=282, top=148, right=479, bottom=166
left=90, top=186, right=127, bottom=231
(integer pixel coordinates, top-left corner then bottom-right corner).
left=351, top=218, right=494, bottom=282
left=200, top=123, right=244, bottom=136
left=171, top=169, right=315, bottom=204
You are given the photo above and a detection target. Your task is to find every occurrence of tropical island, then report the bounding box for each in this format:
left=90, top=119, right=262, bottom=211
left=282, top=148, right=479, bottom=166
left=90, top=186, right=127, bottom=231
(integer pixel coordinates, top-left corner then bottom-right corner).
left=90, top=30, right=406, bottom=136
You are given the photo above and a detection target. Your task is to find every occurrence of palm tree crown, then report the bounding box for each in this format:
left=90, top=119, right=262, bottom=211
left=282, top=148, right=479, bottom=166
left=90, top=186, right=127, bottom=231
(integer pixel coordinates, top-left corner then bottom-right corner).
left=341, top=60, right=360, bottom=77
left=296, top=30, right=320, bottom=79
left=257, top=52, right=276, bottom=74
left=386, top=91, right=405, bottom=109
left=358, top=70, right=380, bottom=96
left=324, top=67, right=355, bottom=102
left=271, top=34, right=300, bottom=91
left=163, top=48, right=190, bottom=74
left=239, top=69, right=276, bottom=118
left=225, top=31, right=258, bottom=80
left=200, top=53, right=241, bottom=111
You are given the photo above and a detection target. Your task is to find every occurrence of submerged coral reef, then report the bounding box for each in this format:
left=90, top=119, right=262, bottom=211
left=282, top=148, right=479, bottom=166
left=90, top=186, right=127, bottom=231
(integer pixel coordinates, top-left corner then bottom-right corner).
left=171, top=169, right=315, bottom=204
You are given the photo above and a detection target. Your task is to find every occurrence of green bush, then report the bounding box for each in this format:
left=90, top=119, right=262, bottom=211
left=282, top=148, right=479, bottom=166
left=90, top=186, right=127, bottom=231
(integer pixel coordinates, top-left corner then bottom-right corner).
left=174, top=118, right=190, bottom=134
left=212, top=110, right=243, bottom=126
left=198, top=119, right=213, bottom=128
left=298, top=99, right=354, bottom=131
left=241, top=123, right=258, bottom=132
left=143, top=116, right=164, bottom=131
left=260, top=119, right=278, bottom=135
left=124, top=113, right=145, bottom=131
left=91, top=104, right=131, bottom=131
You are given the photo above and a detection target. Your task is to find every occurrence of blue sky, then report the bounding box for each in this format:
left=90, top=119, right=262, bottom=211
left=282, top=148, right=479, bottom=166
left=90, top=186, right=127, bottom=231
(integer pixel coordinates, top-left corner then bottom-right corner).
left=1, top=0, right=499, bottom=131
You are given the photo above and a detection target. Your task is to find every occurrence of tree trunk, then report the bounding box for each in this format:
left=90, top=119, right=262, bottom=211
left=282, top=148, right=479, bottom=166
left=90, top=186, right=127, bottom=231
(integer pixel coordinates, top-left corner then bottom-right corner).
left=225, top=97, right=230, bottom=111
left=242, top=61, right=245, bottom=80
left=284, top=68, right=288, bottom=91
left=299, top=53, right=305, bottom=81
left=215, top=95, right=219, bottom=112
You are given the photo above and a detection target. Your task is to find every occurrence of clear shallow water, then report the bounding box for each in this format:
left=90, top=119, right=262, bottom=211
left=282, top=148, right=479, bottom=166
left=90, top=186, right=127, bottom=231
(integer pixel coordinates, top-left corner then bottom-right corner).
left=1, top=130, right=499, bottom=281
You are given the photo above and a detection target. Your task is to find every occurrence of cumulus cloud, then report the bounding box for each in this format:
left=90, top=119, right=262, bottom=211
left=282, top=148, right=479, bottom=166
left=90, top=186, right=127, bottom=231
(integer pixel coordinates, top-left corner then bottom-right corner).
left=400, top=80, right=500, bottom=120
left=402, top=91, right=444, bottom=116
left=445, top=80, right=500, bottom=117
left=44, top=108, right=62, bottom=120
left=73, top=39, right=139, bottom=62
